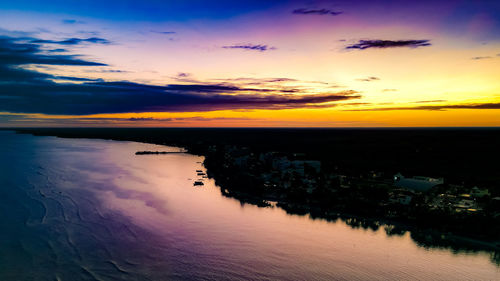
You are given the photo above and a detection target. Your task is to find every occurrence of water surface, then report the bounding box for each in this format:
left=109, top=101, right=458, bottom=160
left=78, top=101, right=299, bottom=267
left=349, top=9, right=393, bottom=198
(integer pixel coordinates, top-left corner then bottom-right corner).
left=0, top=130, right=498, bottom=280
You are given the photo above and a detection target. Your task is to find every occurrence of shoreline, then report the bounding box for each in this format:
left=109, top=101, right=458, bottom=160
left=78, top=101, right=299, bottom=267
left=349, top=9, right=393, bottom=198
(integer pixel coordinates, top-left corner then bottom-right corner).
left=5, top=128, right=500, bottom=262
left=219, top=186, right=500, bottom=252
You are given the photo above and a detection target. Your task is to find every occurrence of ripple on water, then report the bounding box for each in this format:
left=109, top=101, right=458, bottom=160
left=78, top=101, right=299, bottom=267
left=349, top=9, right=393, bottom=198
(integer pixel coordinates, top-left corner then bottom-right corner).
left=0, top=131, right=498, bottom=281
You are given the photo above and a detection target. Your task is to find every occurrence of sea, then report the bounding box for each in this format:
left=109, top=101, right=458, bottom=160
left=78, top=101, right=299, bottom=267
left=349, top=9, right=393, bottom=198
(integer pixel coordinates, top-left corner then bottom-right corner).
left=0, top=130, right=498, bottom=280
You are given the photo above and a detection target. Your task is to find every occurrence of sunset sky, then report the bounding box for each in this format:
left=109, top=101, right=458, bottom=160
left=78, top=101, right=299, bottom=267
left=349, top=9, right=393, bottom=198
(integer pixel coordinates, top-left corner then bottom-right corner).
left=0, top=0, right=499, bottom=127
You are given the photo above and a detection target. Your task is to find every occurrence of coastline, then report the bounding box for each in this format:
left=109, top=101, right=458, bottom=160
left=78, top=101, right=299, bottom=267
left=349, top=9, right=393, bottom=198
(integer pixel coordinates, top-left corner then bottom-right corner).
left=219, top=185, right=500, bottom=253
left=5, top=128, right=500, bottom=263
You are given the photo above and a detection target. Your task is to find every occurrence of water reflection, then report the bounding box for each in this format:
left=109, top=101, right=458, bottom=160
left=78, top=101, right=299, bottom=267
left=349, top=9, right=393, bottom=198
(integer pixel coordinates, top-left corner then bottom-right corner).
left=222, top=176, right=500, bottom=267
left=0, top=131, right=499, bottom=280
left=274, top=201, right=500, bottom=267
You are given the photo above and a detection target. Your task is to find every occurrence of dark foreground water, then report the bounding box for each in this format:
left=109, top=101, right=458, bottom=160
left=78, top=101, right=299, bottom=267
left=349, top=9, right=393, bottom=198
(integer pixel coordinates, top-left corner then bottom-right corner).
left=0, top=130, right=498, bottom=281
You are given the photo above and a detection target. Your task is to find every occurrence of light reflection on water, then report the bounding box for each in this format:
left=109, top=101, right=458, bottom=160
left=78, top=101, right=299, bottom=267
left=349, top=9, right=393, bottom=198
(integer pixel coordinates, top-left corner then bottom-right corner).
left=0, top=131, right=498, bottom=280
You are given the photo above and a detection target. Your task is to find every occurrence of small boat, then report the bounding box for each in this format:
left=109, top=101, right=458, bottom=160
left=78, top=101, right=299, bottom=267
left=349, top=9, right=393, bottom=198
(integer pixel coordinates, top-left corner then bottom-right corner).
left=193, top=181, right=204, bottom=186
left=196, top=170, right=203, bottom=173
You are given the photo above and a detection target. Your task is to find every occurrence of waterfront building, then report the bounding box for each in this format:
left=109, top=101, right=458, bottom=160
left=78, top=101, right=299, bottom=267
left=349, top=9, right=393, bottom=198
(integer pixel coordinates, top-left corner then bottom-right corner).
left=393, top=173, right=444, bottom=192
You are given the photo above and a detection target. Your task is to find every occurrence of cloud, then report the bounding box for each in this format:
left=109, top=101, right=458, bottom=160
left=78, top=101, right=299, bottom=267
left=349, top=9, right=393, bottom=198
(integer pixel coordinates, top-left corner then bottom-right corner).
left=208, top=77, right=322, bottom=93
left=471, top=56, right=492, bottom=60
left=151, top=30, right=176, bottom=35
left=345, top=103, right=500, bottom=111
left=0, top=114, right=259, bottom=126
left=356, top=76, right=380, bottom=82
left=62, top=19, right=85, bottom=25
left=292, top=8, right=342, bottom=16
left=161, top=83, right=260, bottom=93
left=47, top=48, right=67, bottom=53
left=177, top=72, right=191, bottom=78
left=346, top=40, right=431, bottom=50
left=222, top=44, right=276, bottom=52
left=126, top=116, right=253, bottom=122
left=0, top=34, right=360, bottom=115
left=31, top=37, right=110, bottom=45
left=54, top=76, right=104, bottom=82
left=84, top=69, right=129, bottom=73
left=171, top=72, right=200, bottom=83
left=0, top=37, right=106, bottom=66
left=412, top=100, right=447, bottom=103
left=126, top=117, right=169, bottom=122
left=340, top=102, right=372, bottom=106
left=77, top=30, right=101, bottom=36
left=210, top=77, right=299, bottom=85
left=0, top=27, right=36, bottom=37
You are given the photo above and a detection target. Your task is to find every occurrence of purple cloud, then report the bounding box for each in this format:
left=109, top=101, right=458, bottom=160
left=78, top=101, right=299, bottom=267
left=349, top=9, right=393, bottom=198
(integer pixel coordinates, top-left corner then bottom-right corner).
left=293, top=8, right=342, bottom=16
left=0, top=34, right=360, bottom=115
left=346, top=40, right=431, bottom=50
left=222, top=44, right=276, bottom=52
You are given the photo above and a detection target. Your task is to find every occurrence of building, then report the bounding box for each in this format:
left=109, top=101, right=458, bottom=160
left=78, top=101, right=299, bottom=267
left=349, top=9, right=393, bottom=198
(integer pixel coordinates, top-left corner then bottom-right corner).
left=290, top=160, right=321, bottom=175
left=393, top=173, right=444, bottom=192
left=389, top=189, right=414, bottom=205
left=272, top=156, right=291, bottom=171
left=470, top=187, right=490, bottom=198
left=234, top=155, right=250, bottom=168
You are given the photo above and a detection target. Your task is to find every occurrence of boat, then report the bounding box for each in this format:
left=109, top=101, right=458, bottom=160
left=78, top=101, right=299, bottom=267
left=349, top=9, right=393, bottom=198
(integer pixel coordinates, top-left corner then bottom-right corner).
left=193, top=181, right=204, bottom=186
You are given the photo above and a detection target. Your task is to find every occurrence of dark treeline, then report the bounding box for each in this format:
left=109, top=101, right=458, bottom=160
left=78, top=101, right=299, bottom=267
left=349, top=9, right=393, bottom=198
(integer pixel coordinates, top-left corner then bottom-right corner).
left=9, top=127, right=500, bottom=189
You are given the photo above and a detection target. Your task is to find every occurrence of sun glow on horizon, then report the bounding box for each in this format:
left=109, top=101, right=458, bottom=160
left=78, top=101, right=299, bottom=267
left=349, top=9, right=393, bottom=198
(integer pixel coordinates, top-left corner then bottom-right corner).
left=0, top=0, right=499, bottom=127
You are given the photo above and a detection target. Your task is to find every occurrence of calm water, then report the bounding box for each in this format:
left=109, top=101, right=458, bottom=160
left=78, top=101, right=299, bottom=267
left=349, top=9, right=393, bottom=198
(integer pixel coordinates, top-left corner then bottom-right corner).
left=0, top=130, right=498, bottom=281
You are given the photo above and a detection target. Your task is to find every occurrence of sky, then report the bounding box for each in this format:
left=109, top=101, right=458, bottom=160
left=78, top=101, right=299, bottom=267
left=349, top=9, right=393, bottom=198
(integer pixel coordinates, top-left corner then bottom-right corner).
left=0, top=0, right=499, bottom=127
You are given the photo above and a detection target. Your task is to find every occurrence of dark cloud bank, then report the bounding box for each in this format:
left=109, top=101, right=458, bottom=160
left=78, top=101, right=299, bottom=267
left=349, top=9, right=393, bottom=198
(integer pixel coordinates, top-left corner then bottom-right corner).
left=0, top=35, right=358, bottom=115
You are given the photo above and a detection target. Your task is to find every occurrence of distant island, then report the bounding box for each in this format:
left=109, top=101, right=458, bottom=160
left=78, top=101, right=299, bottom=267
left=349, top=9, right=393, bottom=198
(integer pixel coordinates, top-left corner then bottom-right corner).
left=9, top=128, right=500, bottom=256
